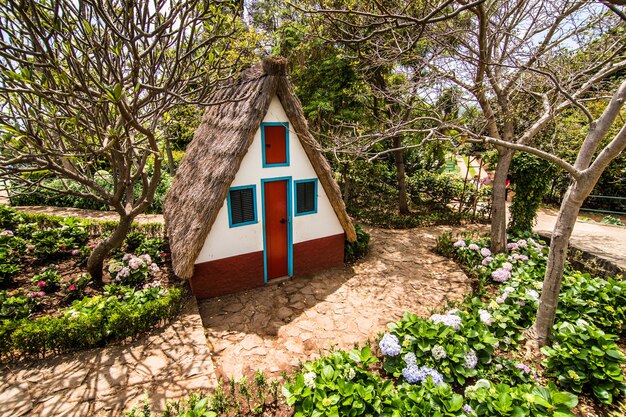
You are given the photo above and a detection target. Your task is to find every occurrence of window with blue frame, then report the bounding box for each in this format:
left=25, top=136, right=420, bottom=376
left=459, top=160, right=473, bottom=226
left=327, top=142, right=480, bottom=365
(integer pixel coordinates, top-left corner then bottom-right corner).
left=227, top=185, right=257, bottom=227
left=295, top=179, right=317, bottom=215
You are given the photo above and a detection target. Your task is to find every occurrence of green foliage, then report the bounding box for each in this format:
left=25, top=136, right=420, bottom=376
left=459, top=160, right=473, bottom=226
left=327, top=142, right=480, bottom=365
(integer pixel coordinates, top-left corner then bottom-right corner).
left=283, top=345, right=397, bottom=417
left=136, top=238, right=166, bottom=263
left=344, top=224, right=370, bottom=263
left=0, top=286, right=183, bottom=359
left=125, top=231, right=147, bottom=252
left=0, top=231, right=23, bottom=285
left=383, top=311, right=498, bottom=386
left=508, top=153, right=555, bottom=234
left=541, top=320, right=626, bottom=404
left=464, top=380, right=577, bottom=416
left=601, top=215, right=624, bottom=226
left=0, top=205, right=23, bottom=229
left=31, top=266, right=62, bottom=293
left=0, top=291, right=36, bottom=320
left=61, top=273, right=92, bottom=301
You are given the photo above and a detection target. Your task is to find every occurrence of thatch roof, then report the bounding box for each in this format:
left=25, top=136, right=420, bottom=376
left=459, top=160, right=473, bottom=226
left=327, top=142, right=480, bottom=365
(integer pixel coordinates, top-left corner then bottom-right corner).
left=163, top=56, right=357, bottom=280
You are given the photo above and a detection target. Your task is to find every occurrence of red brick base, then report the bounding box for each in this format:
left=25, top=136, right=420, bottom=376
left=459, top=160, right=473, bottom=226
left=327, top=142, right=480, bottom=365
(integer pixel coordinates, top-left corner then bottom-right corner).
left=191, top=233, right=345, bottom=299
left=293, top=233, right=345, bottom=276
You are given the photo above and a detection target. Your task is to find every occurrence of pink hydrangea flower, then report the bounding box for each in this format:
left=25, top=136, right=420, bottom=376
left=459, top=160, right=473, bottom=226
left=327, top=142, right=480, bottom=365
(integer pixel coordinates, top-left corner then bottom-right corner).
left=71, top=249, right=79, bottom=256
left=37, top=281, right=47, bottom=288
left=67, top=285, right=76, bottom=291
left=0, top=230, right=13, bottom=236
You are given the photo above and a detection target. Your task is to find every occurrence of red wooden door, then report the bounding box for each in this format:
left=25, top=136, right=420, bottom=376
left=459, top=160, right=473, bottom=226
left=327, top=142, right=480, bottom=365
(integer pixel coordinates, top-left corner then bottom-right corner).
left=264, top=180, right=289, bottom=279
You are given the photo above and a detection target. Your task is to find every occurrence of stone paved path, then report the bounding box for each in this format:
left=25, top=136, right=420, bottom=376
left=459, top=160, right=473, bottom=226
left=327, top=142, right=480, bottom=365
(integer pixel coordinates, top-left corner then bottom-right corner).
left=198, top=226, right=477, bottom=379
left=0, top=298, right=217, bottom=417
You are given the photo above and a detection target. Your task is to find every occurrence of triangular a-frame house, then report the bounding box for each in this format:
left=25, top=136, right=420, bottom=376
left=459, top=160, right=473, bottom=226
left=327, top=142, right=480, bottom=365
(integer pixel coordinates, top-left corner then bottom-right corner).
left=164, top=56, right=356, bottom=299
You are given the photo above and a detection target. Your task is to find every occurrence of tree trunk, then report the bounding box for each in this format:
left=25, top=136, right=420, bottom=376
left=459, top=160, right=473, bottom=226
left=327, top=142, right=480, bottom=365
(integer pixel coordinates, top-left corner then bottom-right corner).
left=393, top=136, right=410, bottom=215
left=87, top=214, right=134, bottom=286
left=490, top=148, right=514, bottom=253
left=342, top=163, right=351, bottom=206
left=164, top=137, right=176, bottom=176
left=534, top=184, right=586, bottom=345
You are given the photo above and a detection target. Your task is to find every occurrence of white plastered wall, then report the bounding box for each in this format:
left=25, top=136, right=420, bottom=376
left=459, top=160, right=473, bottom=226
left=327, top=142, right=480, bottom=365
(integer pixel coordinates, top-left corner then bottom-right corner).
left=195, top=96, right=344, bottom=264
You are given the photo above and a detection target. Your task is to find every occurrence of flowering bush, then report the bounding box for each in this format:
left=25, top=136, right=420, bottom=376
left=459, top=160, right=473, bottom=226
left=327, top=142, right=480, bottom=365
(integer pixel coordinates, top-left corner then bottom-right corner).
left=381, top=311, right=497, bottom=386
left=31, top=266, right=62, bottom=293
left=108, top=253, right=160, bottom=287
left=282, top=346, right=396, bottom=417
left=0, top=290, right=37, bottom=320
left=61, top=273, right=91, bottom=301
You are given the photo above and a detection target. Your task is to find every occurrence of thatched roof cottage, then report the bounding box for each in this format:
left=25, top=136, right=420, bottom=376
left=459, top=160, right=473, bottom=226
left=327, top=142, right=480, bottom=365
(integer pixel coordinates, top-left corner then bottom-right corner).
left=163, top=56, right=356, bottom=299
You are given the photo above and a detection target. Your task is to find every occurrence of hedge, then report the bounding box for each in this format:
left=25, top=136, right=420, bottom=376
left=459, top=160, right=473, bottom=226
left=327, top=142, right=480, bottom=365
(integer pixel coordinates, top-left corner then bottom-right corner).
left=0, top=287, right=184, bottom=360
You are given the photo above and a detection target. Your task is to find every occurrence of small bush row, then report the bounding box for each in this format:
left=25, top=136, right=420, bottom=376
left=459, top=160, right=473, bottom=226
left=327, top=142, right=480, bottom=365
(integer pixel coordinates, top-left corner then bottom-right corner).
left=0, top=285, right=184, bottom=360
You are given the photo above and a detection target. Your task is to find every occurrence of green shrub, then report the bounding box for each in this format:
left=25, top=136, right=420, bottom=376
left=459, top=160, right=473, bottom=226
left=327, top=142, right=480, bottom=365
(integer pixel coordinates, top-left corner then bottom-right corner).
left=32, top=266, right=62, bottom=293
left=124, top=231, right=146, bottom=252
left=1, top=286, right=183, bottom=359
left=382, top=311, right=498, bottom=386
left=541, top=320, right=626, bottom=404
left=283, top=346, right=397, bottom=417
left=0, top=291, right=37, bottom=320
left=344, top=224, right=370, bottom=263
left=136, top=238, right=166, bottom=263
left=108, top=254, right=160, bottom=287
left=0, top=205, right=23, bottom=229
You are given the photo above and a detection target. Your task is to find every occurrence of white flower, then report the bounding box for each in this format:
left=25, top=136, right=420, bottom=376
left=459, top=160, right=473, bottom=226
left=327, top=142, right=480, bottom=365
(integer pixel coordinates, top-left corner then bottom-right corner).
left=303, top=371, right=317, bottom=389
left=502, top=262, right=513, bottom=271
left=504, top=286, right=515, bottom=294
left=345, top=368, right=356, bottom=380
left=526, top=289, right=540, bottom=302
left=478, top=309, right=492, bottom=325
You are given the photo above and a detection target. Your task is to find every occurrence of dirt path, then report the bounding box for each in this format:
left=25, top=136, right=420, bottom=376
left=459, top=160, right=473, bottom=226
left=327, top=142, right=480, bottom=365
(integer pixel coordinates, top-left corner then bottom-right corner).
left=0, top=299, right=217, bottom=417
left=534, top=207, right=626, bottom=271
left=198, top=226, right=479, bottom=380
left=12, top=205, right=164, bottom=224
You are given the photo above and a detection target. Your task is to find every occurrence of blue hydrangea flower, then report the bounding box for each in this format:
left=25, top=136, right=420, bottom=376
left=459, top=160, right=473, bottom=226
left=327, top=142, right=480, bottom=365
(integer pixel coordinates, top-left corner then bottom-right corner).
left=463, top=404, right=473, bottom=414
left=402, top=364, right=426, bottom=384
left=379, top=333, right=401, bottom=357
left=423, top=367, right=444, bottom=385
left=404, top=351, right=417, bottom=366
left=478, top=309, right=492, bottom=325
left=431, top=345, right=447, bottom=360
left=464, top=349, right=478, bottom=369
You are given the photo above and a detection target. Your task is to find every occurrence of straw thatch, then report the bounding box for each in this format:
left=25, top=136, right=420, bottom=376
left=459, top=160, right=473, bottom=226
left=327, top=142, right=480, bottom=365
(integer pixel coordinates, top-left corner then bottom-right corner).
left=164, top=56, right=356, bottom=280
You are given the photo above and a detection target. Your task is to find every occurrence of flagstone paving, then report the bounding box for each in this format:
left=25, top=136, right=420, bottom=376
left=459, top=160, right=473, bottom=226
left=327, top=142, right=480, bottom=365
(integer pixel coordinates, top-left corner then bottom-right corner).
left=199, top=226, right=480, bottom=379
left=0, top=298, right=217, bottom=417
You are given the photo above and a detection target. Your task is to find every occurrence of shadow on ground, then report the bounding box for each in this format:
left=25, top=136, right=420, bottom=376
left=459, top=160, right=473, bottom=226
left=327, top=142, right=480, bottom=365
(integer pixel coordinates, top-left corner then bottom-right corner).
left=198, top=226, right=478, bottom=379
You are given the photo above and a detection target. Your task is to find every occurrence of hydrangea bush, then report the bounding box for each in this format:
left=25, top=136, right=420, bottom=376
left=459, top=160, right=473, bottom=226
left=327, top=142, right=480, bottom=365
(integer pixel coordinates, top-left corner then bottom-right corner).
left=108, top=253, right=160, bottom=287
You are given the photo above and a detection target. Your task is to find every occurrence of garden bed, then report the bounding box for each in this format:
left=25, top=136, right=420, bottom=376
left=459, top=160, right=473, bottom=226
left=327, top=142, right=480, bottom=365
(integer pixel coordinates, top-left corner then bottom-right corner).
left=0, top=205, right=183, bottom=360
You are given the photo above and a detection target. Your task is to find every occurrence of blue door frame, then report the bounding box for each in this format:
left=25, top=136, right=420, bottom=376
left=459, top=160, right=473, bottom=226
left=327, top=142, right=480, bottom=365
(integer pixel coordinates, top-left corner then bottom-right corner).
left=261, top=176, right=293, bottom=283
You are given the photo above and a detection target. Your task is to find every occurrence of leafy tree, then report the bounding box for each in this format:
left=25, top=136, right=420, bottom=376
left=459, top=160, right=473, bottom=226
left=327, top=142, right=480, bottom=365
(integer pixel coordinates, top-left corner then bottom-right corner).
left=0, top=0, right=251, bottom=283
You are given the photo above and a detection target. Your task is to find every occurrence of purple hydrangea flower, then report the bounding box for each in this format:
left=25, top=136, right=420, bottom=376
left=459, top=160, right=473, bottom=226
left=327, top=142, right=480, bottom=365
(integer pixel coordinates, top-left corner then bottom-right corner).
left=496, top=292, right=508, bottom=304
left=149, top=263, right=159, bottom=273
left=491, top=268, right=511, bottom=283
left=502, top=262, right=513, bottom=271
left=430, top=313, right=463, bottom=330
left=0, top=230, right=13, bottom=236
left=453, top=240, right=466, bottom=248
left=480, top=247, right=492, bottom=257
left=468, top=243, right=480, bottom=251
left=516, top=363, right=531, bottom=374
left=519, top=255, right=529, bottom=261
left=464, top=350, right=478, bottom=369
left=481, top=256, right=494, bottom=266
left=379, top=333, right=401, bottom=357
left=517, top=239, right=528, bottom=248
left=423, top=367, right=444, bottom=385
left=507, top=242, right=519, bottom=251
left=463, top=404, right=473, bottom=415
